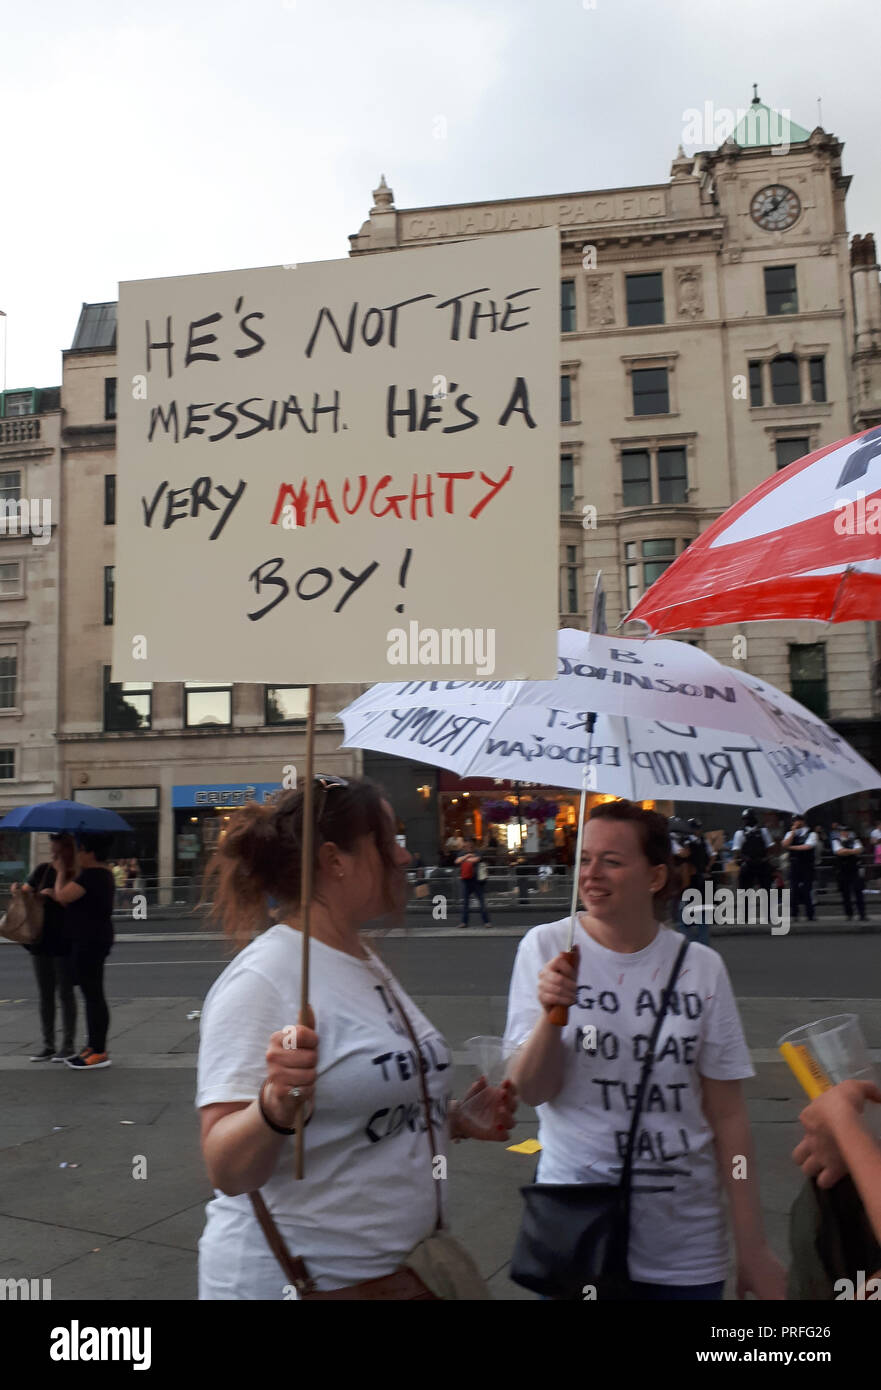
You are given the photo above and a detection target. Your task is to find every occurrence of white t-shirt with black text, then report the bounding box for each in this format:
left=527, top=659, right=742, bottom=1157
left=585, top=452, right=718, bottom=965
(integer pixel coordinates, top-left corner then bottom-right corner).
left=197, top=925, right=452, bottom=1298
left=504, top=919, right=754, bottom=1286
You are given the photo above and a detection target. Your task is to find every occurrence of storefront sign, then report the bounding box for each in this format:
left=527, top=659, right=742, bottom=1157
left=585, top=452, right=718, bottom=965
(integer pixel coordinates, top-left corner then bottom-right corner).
left=73, top=788, right=159, bottom=810
left=172, top=783, right=284, bottom=808
left=113, top=229, right=559, bottom=683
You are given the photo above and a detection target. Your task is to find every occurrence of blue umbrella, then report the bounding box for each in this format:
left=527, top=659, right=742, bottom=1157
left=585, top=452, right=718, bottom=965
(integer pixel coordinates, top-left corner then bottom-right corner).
left=0, top=800, right=133, bottom=833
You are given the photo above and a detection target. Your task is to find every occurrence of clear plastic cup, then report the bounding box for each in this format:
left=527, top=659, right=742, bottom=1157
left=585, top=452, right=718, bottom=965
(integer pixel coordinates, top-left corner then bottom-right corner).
left=778, top=1013, right=876, bottom=1091
left=465, top=1035, right=514, bottom=1087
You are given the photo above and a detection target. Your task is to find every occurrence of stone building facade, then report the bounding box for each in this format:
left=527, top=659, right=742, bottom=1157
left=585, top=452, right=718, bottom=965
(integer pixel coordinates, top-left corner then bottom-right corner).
left=20, top=103, right=881, bottom=882
left=349, top=108, right=881, bottom=830
left=0, top=383, right=62, bottom=872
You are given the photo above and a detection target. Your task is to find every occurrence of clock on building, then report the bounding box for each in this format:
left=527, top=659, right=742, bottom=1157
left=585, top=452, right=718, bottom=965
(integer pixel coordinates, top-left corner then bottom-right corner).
left=750, top=185, right=801, bottom=231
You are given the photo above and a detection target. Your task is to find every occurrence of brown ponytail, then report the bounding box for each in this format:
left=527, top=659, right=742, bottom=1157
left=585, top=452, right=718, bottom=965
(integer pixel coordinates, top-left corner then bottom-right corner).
left=199, top=777, right=401, bottom=946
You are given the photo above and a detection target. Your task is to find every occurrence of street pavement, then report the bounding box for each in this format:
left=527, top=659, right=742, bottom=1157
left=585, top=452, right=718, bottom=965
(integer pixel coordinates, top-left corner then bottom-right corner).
left=0, top=922, right=879, bottom=1301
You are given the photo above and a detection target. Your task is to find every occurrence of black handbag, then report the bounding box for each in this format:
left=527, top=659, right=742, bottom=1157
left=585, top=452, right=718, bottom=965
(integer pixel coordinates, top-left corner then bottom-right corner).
left=510, top=938, right=689, bottom=1301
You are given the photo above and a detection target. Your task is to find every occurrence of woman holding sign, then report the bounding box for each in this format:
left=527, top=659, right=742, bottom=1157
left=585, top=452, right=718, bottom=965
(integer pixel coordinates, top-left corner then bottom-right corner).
left=196, top=776, right=517, bottom=1299
left=505, top=800, right=785, bottom=1300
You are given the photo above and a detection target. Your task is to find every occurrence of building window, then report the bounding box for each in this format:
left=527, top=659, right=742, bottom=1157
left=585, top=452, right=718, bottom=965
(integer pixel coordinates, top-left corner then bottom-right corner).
left=560, top=454, right=575, bottom=511
left=561, top=545, right=579, bottom=614
left=0, top=472, right=21, bottom=505
left=561, top=280, right=576, bottom=333
left=0, top=748, right=14, bottom=778
left=789, top=643, right=827, bottom=719
left=104, top=377, right=117, bottom=421
left=103, top=566, right=115, bottom=625
left=103, top=666, right=152, bottom=731
left=657, top=447, right=688, bottom=503
left=764, top=265, right=798, bottom=316
left=2, top=391, right=34, bottom=418
left=104, top=475, right=116, bottom=526
left=809, top=356, right=827, bottom=402
left=560, top=374, right=572, bottom=423
left=625, top=538, right=691, bottom=609
left=775, top=436, right=810, bottom=471
left=748, top=361, right=764, bottom=407
left=632, top=367, right=669, bottom=416
left=770, top=355, right=800, bottom=405
left=621, top=450, right=652, bottom=507
left=185, top=682, right=232, bottom=727
left=265, top=685, right=309, bottom=725
left=0, top=644, right=17, bottom=708
left=0, top=561, right=21, bottom=596
left=626, top=272, right=664, bottom=327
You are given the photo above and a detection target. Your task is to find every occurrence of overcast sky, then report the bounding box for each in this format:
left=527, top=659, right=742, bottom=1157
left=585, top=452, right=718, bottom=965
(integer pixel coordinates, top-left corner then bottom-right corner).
left=4, top=0, right=880, bottom=387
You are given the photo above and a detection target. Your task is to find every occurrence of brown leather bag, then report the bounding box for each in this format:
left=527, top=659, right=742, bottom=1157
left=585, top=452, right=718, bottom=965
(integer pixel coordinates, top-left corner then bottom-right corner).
left=0, top=868, right=49, bottom=945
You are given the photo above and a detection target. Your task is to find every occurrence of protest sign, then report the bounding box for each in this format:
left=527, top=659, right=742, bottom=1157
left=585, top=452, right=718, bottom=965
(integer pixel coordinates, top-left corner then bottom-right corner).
left=111, top=228, right=559, bottom=683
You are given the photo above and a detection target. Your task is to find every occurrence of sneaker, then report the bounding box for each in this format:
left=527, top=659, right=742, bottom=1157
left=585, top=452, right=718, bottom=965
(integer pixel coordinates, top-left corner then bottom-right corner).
left=29, top=1046, right=54, bottom=1062
left=65, top=1051, right=110, bottom=1069
left=52, top=1050, right=75, bottom=1063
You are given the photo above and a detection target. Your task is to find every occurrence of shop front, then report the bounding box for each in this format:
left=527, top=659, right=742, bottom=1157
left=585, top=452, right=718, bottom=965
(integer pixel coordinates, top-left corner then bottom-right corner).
left=438, top=773, right=672, bottom=864
left=173, top=782, right=286, bottom=880
left=72, top=787, right=159, bottom=884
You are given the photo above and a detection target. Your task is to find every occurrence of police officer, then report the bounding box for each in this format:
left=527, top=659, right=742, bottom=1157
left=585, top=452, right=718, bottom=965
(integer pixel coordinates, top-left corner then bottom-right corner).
left=831, top=826, right=868, bottom=922
left=782, top=815, right=818, bottom=922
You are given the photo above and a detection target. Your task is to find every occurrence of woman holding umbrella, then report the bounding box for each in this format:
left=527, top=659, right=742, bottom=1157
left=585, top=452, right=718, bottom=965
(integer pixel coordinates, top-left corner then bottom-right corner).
left=505, top=799, right=786, bottom=1300
left=41, top=831, right=116, bottom=1069
left=196, top=776, right=517, bottom=1299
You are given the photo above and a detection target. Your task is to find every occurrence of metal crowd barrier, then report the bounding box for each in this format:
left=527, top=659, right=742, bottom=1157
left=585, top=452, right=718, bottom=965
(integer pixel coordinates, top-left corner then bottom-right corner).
left=2, top=854, right=876, bottom=922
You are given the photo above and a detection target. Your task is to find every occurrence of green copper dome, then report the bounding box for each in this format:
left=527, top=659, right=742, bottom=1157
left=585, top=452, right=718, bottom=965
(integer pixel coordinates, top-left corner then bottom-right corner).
left=733, top=95, right=812, bottom=148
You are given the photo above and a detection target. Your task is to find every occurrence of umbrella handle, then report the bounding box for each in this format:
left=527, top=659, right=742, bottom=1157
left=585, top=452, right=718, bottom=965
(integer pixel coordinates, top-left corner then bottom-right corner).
left=548, top=950, right=579, bottom=1027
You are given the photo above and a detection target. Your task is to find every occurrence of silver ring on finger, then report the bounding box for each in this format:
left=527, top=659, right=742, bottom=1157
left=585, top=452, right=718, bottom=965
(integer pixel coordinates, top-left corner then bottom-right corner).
left=289, top=1086, right=302, bottom=1101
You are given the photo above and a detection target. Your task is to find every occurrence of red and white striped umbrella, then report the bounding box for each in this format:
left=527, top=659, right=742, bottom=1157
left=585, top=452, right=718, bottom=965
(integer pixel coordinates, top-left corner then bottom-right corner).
left=628, top=425, right=881, bottom=632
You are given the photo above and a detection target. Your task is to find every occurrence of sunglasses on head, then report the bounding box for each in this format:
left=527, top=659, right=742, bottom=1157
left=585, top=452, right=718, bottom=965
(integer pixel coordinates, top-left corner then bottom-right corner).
left=314, top=774, right=349, bottom=835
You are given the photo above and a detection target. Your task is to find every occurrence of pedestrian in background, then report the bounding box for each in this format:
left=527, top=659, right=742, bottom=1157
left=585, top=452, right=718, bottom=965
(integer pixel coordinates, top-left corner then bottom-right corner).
left=456, top=837, right=490, bottom=929
left=676, top=818, right=714, bottom=947
left=16, top=834, right=78, bottom=1062
left=782, top=816, right=818, bottom=922
left=130, top=857, right=145, bottom=904
left=869, top=818, right=881, bottom=885
left=731, top=809, right=774, bottom=893
left=831, top=826, right=868, bottom=923
left=41, top=831, right=116, bottom=1069
left=111, top=859, right=126, bottom=898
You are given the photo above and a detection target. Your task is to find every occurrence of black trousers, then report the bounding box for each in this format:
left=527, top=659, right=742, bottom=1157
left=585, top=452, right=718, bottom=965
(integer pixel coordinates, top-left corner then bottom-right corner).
left=31, top=953, right=76, bottom=1052
left=838, top=873, right=866, bottom=920
left=71, top=946, right=111, bottom=1053
left=739, top=862, right=773, bottom=893
left=461, top=880, right=489, bottom=925
left=790, top=874, right=815, bottom=920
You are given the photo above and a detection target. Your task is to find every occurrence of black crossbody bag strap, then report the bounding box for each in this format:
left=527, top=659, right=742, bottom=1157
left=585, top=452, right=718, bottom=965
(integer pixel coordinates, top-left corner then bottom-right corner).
left=618, top=938, right=690, bottom=1201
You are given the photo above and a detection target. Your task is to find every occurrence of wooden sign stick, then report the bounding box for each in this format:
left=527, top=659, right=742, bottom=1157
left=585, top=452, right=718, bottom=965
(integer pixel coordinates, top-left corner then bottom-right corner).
left=294, top=684, right=317, bottom=1179
left=548, top=711, right=596, bottom=1027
